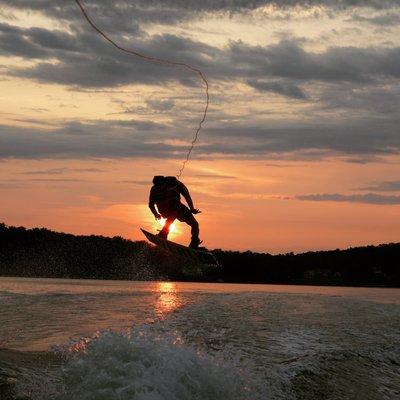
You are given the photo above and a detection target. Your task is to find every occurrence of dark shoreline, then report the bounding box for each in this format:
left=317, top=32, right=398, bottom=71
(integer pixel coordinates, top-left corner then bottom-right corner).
left=1, top=223, right=399, bottom=288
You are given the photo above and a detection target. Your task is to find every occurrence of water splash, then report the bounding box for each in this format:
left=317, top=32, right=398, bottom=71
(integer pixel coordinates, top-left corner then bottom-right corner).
left=59, top=327, right=262, bottom=400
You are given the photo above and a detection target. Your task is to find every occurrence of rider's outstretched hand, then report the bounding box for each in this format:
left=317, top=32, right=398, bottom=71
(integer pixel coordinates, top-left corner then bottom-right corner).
left=191, top=208, right=201, bottom=214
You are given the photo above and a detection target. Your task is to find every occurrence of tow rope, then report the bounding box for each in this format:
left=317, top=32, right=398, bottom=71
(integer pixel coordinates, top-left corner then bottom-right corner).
left=75, top=0, right=209, bottom=178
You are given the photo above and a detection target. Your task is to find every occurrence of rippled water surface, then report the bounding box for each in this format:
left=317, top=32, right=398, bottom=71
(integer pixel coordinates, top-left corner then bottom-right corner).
left=0, top=277, right=399, bottom=399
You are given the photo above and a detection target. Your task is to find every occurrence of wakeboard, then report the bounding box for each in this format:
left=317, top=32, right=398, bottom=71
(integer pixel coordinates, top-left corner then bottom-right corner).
left=141, top=228, right=219, bottom=266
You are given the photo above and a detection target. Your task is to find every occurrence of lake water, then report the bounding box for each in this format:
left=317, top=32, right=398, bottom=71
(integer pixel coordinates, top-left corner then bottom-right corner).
left=0, top=277, right=399, bottom=399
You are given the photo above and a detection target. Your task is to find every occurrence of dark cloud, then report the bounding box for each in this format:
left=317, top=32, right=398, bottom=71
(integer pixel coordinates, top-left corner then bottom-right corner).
left=146, top=99, right=175, bottom=111
left=0, top=122, right=182, bottom=160
left=0, top=22, right=80, bottom=59
left=359, top=181, right=400, bottom=192
left=230, top=40, right=400, bottom=84
left=296, top=193, right=400, bottom=205
left=1, top=115, right=400, bottom=160
left=247, top=79, right=308, bottom=99
left=2, top=2, right=399, bottom=91
left=2, top=1, right=400, bottom=165
left=343, top=156, right=384, bottom=164
left=204, top=118, right=400, bottom=156
left=2, top=23, right=211, bottom=88
left=351, top=12, right=400, bottom=26
left=53, top=119, right=166, bottom=137
left=3, top=1, right=399, bottom=23
left=317, top=85, right=400, bottom=116
left=135, top=0, right=400, bottom=9
left=2, top=19, right=400, bottom=90
left=2, top=1, right=142, bottom=35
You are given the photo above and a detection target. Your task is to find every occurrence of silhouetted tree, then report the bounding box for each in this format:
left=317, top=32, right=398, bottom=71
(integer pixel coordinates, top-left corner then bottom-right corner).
left=0, top=223, right=399, bottom=286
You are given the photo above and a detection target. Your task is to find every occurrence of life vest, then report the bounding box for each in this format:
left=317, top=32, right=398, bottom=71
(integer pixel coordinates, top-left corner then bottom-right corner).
left=152, top=177, right=180, bottom=204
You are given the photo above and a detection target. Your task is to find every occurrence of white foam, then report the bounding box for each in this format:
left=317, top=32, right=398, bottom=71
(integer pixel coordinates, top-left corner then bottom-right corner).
left=60, top=328, right=265, bottom=400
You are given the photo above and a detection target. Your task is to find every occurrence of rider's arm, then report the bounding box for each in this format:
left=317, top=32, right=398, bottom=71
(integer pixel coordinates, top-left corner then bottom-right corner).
left=148, top=188, right=160, bottom=218
left=178, top=182, right=195, bottom=211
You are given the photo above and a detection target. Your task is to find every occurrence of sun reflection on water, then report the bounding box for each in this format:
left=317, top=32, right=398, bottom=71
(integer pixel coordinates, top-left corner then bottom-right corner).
left=155, top=282, right=182, bottom=318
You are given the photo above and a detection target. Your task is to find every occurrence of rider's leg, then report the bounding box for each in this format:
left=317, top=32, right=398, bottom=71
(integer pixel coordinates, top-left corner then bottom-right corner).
left=185, top=213, right=201, bottom=248
left=158, top=217, right=175, bottom=239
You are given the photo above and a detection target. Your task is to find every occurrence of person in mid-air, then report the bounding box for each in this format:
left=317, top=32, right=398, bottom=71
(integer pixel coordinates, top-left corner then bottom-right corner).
left=148, top=176, right=201, bottom=248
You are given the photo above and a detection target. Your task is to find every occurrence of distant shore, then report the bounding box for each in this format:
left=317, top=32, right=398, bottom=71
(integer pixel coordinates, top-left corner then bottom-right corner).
left=1, top=223, right=399, bottom=287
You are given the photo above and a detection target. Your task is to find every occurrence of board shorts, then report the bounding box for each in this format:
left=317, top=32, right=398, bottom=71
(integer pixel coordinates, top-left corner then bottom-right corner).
left=157, top=200, right=192, bottom=222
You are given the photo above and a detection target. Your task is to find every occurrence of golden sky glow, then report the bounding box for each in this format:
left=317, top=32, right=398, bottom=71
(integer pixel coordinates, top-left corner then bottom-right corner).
left=1, top=1, right=400, bottom=253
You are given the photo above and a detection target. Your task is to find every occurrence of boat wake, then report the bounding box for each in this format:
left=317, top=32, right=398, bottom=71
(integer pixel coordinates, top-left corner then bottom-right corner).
left=57, top=327, right=262, bottom=400
left=2, top=291, right=399, bottom=400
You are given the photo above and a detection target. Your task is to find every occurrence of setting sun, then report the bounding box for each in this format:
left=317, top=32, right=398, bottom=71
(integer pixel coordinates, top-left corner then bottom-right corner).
left=155, top=218, right=177, bottom=235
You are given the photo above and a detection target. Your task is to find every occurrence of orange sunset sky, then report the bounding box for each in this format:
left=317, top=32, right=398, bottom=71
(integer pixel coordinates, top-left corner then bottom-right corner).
left=1, top=1, right=400, bottom=253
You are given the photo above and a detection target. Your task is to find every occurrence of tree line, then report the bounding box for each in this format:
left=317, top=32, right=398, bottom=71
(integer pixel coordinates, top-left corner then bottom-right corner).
left=0, top=223, right=399, bottom=286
